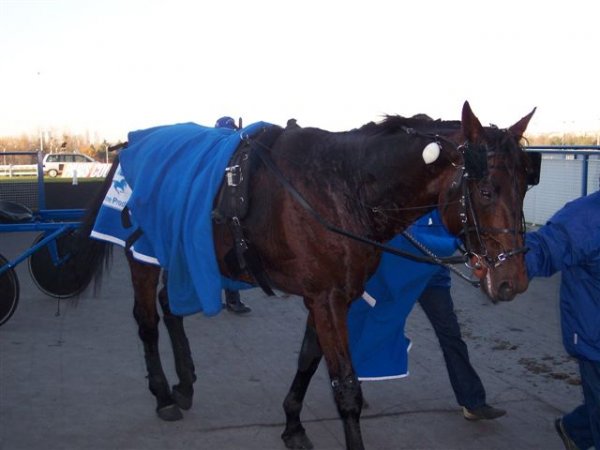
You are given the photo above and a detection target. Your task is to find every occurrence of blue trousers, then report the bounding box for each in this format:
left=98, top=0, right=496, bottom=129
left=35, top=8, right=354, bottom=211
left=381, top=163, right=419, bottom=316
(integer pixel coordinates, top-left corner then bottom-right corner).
left=418, top=286, right=487, bottom=410
left=563, top=358, right=600, bottom=449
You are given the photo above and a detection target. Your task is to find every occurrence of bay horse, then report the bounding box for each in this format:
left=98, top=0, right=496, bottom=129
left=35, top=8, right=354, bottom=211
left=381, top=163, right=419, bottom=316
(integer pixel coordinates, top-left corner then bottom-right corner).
left=72, top=101, right=536, bottom=450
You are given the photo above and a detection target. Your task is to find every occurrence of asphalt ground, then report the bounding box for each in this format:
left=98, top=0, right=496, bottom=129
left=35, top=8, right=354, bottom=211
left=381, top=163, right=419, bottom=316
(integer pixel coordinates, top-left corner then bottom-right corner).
left=0, top=232, right=578, bottom=450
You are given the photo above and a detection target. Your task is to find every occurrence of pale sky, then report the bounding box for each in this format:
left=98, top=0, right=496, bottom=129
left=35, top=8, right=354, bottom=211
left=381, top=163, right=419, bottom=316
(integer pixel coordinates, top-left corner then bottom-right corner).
left=1, top=0, right=599, bottom=142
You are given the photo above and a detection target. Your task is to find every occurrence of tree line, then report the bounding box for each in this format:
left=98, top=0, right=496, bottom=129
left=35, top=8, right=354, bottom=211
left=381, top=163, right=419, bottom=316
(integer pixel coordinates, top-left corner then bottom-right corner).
left=0, top=132, right=121, bottom=162
left=525, top=132, right=599, bottom=146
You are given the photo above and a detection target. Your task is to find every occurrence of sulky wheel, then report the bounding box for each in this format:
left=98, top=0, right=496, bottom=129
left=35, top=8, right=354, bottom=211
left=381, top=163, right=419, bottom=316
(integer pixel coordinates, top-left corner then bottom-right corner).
left=0, top=253, right=20, bottom=326
left=28, top=231, right=88, bottom=299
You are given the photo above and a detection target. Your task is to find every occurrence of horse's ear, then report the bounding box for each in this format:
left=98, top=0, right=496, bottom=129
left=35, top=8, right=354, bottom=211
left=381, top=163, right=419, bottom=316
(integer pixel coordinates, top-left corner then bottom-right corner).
left=508, top=107, right=537, bottom=139
left=461, top=101, right=484, bottom=142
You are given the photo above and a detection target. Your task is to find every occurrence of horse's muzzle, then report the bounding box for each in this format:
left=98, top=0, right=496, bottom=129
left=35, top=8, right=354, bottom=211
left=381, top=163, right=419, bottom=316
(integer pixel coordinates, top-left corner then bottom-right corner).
left=496, top=280, right=518, bottom=302
left=481, top=271, right=528, bottom=303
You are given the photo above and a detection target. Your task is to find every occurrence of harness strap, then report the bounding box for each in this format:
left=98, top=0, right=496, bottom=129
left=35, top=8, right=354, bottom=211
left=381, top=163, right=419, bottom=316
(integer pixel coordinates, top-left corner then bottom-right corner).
left=223, top=217, right=276, bottom=296
left=120, top=206, right=143, bottom=251
left=125, top=228, right=144, bottom=251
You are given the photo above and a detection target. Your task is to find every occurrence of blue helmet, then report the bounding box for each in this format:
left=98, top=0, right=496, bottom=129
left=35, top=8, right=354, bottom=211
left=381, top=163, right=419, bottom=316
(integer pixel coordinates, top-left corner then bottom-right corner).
left=215, top=116, right=237, bottom=129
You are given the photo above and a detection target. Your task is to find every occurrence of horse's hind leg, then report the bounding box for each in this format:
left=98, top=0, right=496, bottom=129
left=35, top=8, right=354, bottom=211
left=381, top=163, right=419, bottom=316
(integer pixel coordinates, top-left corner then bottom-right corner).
left=157, top=272, right=197, bottom=410
left=282, top=316, right=323, bottom=450
left=128, top=254, right=182, bottom=421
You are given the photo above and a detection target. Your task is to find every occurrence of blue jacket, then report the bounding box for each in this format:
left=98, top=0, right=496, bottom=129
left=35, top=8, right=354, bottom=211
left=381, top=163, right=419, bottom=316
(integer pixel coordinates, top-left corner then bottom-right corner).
left=347, top=210, right=460, bottom=379
left=525, top=190, right=600, bottom=362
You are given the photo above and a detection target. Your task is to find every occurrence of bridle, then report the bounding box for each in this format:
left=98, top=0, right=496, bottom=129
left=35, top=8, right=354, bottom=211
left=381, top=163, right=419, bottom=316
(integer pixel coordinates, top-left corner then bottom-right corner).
left=449, top=142, right=529, bottom=271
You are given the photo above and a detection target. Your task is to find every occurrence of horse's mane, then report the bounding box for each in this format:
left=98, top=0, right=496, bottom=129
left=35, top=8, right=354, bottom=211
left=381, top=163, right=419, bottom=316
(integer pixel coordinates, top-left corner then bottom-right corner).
left=286, top=113, right=526, bottom=189
left=354, top=114, right=523, bottom=157
left=354, top=114, right=461, bottom=138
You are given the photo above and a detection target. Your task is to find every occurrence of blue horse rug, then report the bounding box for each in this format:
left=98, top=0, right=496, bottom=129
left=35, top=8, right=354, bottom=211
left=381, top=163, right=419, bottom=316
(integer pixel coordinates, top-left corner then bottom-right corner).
left=91, top=121, right=271, bottom=316
left=347, top=211, right=460, bottom=381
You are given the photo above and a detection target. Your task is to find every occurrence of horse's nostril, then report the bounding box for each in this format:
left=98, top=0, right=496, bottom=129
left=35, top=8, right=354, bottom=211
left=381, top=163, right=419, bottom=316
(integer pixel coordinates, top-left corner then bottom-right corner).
left=498, top=281, right=516, bottom=302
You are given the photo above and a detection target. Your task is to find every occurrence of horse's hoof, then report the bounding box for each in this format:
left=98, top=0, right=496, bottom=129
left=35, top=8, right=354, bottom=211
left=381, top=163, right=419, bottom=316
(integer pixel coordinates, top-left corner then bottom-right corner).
left=282, top=431, right=314, bottom=450
left=156, top=404, right=183, bottom=422
left=172, top=387, right=193, bottom=410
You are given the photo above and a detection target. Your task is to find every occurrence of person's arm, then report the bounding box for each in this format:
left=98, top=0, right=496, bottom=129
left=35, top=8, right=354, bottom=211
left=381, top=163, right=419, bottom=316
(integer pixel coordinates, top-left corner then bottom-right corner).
left=525, top=222, right=575, bottom=278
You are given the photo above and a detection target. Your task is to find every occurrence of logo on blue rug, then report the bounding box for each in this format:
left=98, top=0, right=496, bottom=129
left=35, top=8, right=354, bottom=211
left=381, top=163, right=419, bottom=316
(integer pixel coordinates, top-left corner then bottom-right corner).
left=103, top=164, right=131, bottom=210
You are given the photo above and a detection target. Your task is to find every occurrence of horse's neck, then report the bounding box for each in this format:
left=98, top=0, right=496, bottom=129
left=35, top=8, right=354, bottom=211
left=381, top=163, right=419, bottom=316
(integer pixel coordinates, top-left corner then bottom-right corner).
left=357, top=134, right=455, bottom=241
left=273, top=127, right=456, bottom=243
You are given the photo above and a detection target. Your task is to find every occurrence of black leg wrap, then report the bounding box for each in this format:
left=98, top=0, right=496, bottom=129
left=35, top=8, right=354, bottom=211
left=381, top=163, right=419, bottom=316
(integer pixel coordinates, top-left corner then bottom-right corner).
left=331, top=374, right=365, bottom=449
left=281, top=323, right=322, bottom=450
left=158, top=281, right=196, bottom=410
left=331, top=374, right=363, bottom=417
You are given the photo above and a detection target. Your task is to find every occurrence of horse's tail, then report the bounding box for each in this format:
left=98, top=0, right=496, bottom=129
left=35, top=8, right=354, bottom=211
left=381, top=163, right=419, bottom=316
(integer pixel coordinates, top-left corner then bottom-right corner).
left=66, top=156, right=120, bottom=295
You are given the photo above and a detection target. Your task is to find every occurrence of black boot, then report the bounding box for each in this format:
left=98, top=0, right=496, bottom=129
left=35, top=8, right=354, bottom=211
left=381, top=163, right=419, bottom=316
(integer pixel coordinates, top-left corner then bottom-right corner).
left=224, top=290, right=251, bottom=314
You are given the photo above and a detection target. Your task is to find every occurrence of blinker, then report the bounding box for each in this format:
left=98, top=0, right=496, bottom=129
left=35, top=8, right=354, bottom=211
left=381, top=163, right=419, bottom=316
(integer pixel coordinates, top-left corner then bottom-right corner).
left=463, top=143, right=488, bottom=180
left=525, top=151, right=542, bottom=186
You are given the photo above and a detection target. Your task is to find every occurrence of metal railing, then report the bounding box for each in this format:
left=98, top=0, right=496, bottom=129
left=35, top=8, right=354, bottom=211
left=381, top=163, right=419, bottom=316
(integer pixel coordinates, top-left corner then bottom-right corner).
left=524, top=146, right=600, bottom=225
left=526, top=145, right=600, bottom=195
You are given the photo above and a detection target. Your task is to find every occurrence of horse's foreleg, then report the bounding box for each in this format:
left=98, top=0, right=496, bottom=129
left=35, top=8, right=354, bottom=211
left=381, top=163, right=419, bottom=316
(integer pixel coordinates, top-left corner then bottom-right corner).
left=281, top=316, right=323, bottom=450
left=157, top=272, right=196, bottom=411
left=128, top=255, right=182, bottom=421
left=313, top=298, right=364, bottom=450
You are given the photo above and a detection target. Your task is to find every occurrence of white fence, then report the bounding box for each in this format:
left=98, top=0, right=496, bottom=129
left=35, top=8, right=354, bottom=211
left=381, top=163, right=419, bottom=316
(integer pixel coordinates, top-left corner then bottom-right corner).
left=0, top=164, right=39, bottom=177
left=0, top=162, right=111, bottom=178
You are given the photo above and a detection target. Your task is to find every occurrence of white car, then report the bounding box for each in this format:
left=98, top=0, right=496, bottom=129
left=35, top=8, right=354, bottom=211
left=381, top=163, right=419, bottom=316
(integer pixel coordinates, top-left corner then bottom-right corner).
left=43, top=152, right=96, bottom=177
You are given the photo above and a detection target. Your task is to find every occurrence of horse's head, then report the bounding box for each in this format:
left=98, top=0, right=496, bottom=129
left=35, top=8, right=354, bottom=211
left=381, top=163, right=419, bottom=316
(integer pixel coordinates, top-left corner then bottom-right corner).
left=440, top=101, right=537, bottom=302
